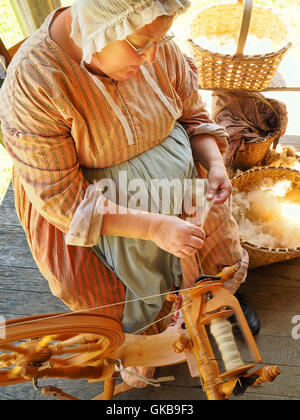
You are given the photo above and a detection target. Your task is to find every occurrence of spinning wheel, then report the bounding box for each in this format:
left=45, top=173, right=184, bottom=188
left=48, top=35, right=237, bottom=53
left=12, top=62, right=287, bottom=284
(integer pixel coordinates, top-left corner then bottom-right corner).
left=0, top=269, right=281, bottom=400
left=0, top=313, right=125, bottom=395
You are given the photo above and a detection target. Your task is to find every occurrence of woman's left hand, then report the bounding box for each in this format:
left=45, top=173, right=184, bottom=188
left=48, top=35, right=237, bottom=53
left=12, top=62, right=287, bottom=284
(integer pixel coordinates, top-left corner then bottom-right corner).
left=190, top=134, right=232, bottom=204
left=206, top=162, right=232, bottom=204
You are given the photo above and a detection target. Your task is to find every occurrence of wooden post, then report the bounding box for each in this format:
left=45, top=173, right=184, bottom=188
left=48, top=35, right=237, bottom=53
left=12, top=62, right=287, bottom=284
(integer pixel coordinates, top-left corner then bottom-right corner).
left=0, top=38, right=11, bottom=67
left=9, top=0, right=62, bottom=37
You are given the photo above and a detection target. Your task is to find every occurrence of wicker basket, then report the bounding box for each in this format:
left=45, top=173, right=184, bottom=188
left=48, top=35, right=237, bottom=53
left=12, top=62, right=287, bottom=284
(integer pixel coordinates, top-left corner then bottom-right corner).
left=232, top=167, right=300, bottom=269
left=188, top=0, right=292, bottom=91
left=213, top=94, right=288, bottom=170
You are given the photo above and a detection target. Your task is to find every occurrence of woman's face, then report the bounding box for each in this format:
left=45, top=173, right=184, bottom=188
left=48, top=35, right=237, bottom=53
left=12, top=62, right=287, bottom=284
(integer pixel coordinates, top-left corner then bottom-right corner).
left=89, top=15, right=175, bottom=81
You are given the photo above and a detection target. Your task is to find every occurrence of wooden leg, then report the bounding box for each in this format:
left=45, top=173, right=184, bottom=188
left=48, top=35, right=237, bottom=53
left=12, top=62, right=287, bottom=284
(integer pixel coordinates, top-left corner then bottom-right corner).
left=93, top=381, right=134, bottom=400
left=102, top=378, right=117, bottom=400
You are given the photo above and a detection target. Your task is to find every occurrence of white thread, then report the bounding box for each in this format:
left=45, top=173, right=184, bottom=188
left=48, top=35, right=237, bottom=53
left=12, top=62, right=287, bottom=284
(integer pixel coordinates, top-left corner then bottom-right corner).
left=196, top=191, right=218, bottom=276
left=3, top=193, right=217, bottom=335
left=4, top=288, right=195, bottom=331
left=210, top=317, right=244, bottom=372
left=133, top=303, right=192, bottom=335
left=3, top=191, right=216, bottom=335
left=200, top=195, right=218, bottom=230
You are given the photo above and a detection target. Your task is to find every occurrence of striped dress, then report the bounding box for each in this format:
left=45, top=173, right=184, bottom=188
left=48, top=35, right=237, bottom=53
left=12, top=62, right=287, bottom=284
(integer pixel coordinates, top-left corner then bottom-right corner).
left=0, top=8, right=248, bottom=336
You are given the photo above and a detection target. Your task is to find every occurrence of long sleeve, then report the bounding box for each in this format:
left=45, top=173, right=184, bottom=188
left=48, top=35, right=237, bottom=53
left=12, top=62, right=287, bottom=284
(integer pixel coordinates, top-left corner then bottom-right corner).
left=0, top=63, right=90, bottom=233
left=169, top=41, right=229, bottom=154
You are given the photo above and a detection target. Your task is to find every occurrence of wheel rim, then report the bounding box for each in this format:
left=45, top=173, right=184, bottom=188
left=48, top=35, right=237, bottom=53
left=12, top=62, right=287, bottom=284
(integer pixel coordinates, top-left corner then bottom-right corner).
left=0, top=313, right=125, bottom=386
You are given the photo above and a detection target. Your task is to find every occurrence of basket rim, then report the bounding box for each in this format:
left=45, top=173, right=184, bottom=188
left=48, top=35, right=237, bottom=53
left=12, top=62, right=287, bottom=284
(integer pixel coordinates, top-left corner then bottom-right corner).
left=191, top=1, right=291, bottom=17
left=188, top=39, right=292, bottom=62
left=233, top=166, right=300, bottom=253
left=241, top=240, right=300, bottom=253
left=232, top=165, right=300, bottom=182
left=190, top=2, right=292, bottom=44
left=240, top=131, right=278, bottom=146
left=228, top=128, right=280, bottom=147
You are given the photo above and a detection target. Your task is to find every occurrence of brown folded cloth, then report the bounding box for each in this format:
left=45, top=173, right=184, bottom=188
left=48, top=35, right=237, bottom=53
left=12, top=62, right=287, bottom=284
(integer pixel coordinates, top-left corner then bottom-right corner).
left=211, top=91, right=288, bottom=168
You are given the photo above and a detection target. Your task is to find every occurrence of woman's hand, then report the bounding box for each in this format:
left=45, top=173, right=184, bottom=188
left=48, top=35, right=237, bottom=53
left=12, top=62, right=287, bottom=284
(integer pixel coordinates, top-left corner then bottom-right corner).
left=190, top=134, right=232, bottom=204
left=206, top=162, right=232, bottom=205
left=148, top=215, right=205, bottom=259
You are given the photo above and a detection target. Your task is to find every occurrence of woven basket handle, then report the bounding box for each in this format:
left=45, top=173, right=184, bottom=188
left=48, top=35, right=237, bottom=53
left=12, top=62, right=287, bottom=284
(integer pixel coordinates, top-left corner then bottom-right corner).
left=235, top=0, right=254, bottom=56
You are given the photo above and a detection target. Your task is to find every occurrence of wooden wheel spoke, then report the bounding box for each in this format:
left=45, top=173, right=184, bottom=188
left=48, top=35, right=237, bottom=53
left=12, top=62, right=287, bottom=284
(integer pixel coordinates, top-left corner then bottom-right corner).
left=50, top=341, right=108, bottom=357
left=0, top=352, right=17, bottom=368
left=48, top=334, right=108, bottom=356
left=0, top=335, right=109, bottom=370
left=34, top=335, right=57, bottom=350
left=0, top=344, right=29, bottom=356
left=0, top=313, right=124, bottom=388
left=6, top=366, right=22, bottom=380
left=62, top=334, right=104, bottom=346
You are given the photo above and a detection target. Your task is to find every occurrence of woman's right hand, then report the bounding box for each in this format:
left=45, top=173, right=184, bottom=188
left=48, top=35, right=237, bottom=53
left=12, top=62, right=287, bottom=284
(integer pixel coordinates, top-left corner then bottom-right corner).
left=148, top=215, right=205, bottom=259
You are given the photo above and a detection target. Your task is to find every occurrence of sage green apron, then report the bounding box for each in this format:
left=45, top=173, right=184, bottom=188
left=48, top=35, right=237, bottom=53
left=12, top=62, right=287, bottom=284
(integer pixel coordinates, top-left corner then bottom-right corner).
left=83, top=122, right=197, bottom=333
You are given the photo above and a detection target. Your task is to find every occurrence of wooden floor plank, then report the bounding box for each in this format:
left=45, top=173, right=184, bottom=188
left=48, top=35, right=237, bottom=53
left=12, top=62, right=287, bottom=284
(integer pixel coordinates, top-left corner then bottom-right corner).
left=0, top=288, right=67, bottom=315
left=240, top=284, right=300, bottom=313
left=237, top=333, right=300, bottom=367
left=0, top=205, right=21, bottom=226
left=0, top=266, right=49, bottom=293
left=247, top=263, right=300, bottom=288
left=0, top=226, right=38, bottom=269
left=1, top=377, right=105, bottom=401
left=0, top=184, right=15, bottom=209
left=243, top=309, right=299, bottom=338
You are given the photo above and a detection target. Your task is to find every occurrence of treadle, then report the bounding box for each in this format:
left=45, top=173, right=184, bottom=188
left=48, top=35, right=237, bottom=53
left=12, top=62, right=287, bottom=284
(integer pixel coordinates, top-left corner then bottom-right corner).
left=41, top=386, right=79, bottom=401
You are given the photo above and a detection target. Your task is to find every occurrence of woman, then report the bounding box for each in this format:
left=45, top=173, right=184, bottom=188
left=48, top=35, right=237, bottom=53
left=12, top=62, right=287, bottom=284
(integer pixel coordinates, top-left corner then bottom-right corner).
left=0, top=0, right=258, bottom=387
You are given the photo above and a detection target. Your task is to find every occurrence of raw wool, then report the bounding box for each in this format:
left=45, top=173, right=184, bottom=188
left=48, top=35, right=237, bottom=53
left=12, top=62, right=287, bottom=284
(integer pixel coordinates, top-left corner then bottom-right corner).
left=193, top=34, right=274, bottom=56
left=228, top=146, right=300, bottom=180
left=232, top=179, right=300, bottom=249
left=263, top=145, right=300, bottom=171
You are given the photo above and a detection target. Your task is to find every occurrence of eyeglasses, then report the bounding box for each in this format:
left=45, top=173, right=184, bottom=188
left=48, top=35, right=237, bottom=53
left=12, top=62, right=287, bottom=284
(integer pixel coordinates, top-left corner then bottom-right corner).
left=124, top=33, right=175, bottom=55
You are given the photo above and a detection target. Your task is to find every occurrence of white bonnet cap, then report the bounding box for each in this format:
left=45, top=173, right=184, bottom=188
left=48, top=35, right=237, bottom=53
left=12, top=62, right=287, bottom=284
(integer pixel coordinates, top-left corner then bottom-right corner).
left=70, top=0, right=191, bottom=64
